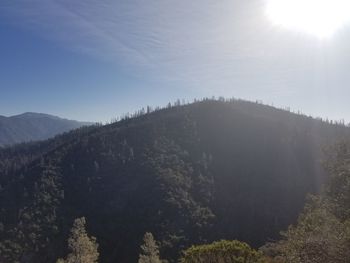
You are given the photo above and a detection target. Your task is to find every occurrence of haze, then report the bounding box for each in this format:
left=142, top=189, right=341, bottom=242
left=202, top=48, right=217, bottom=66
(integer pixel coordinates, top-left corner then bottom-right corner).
left=1, top=0, right=350, bottom=122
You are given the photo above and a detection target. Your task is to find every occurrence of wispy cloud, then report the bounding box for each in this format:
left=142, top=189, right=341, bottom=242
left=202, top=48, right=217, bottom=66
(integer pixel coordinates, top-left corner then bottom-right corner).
left=1, top=0, right=347, bottom=99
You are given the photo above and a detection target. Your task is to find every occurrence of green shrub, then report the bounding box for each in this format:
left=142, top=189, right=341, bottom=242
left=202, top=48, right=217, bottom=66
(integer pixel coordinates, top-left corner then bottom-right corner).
left=181, top=240, right=265, bottom=263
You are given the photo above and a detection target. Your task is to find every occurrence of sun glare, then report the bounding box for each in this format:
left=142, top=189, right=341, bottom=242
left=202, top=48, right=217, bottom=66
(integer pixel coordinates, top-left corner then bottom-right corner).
left=266, top=0, right=350, bottom=38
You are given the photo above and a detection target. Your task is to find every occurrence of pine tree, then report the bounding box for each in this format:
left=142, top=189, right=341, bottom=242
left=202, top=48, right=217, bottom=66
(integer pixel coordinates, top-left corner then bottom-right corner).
left=57, top=217, right=99, bottom=263
left=138, top=232, right=162, bottom=263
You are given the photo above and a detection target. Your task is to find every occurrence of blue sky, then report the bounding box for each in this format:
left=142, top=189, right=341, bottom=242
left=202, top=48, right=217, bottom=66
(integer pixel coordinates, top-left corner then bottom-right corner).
left=1, top=0, right=350, bottom=122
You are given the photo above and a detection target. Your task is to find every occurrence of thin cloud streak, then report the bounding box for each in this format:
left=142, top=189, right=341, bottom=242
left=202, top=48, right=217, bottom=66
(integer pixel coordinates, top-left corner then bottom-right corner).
left=1, top=0, right=350, bottom=106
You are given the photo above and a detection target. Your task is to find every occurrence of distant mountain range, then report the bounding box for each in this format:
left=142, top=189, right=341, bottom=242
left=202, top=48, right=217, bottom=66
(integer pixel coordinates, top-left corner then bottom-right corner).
left=0, top=112, right=91, bottom=147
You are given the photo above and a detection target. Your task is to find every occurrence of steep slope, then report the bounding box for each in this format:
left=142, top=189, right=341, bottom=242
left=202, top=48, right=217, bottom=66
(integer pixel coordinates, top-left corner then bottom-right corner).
left=0, top=99, right=349, bottom=263
left=0, top=112, right=91, bottom=147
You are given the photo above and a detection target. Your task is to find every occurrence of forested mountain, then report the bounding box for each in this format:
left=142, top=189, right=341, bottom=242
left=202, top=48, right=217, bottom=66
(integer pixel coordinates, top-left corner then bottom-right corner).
left=1, top=99, right=350, bottom=263
left=0, top=112, right=91, bottom=147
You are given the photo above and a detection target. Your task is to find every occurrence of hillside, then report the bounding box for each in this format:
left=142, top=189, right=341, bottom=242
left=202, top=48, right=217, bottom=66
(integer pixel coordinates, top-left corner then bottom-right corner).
left=0, top=99, right=350, bottom=263
left=0, top=112, right=91, bottom=147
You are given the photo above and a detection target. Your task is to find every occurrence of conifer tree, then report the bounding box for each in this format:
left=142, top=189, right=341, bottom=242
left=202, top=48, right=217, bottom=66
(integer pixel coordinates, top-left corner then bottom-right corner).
left=57, top=217, right=99, bottom=263
left=138, top=232, right=162, bottom=263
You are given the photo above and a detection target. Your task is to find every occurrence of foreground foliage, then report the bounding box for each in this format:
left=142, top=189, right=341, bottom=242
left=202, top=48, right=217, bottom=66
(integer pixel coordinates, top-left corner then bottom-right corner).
left=138, top=232, right=162, bottom=263
left=180, top=240, right=266, bottom=263
left=264, top=142, right=350, bottom=263
left=57, top=217, right=99, bottom=263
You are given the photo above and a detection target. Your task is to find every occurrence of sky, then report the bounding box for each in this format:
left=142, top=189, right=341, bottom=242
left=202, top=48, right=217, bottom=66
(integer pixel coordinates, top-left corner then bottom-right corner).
left=1, top=0, right=350, bottom=122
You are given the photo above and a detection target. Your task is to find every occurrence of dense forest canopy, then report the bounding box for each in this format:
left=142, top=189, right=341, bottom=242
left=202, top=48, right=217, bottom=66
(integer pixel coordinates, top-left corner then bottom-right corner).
left=1, top=98, right=350, bottom=263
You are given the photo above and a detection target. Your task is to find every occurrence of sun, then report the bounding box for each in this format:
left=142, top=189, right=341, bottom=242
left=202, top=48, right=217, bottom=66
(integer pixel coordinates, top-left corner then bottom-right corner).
left=266, top=0, right=350, bottom=38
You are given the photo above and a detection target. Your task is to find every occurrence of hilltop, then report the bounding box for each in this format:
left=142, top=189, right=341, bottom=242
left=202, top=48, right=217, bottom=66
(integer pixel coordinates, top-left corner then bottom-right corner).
left=1, top=99, right=349, bottom=263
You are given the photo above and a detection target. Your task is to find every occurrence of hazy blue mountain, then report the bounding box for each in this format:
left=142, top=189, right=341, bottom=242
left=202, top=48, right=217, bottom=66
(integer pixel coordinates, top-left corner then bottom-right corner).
left=0, top=112, right=91, bottom=147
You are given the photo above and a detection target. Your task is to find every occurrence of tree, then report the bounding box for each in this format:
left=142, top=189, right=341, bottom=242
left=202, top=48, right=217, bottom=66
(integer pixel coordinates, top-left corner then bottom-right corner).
left=57, top=217, right=99, bottom=263
left=138, top=232, right=162, bottom=263
left=180, top=240, right=266, bottom=263
left=324, top=141, right=350, bottom=220
left=272, top=197, right=350, bottom=263
left=264, top=142, right=350, bottom=263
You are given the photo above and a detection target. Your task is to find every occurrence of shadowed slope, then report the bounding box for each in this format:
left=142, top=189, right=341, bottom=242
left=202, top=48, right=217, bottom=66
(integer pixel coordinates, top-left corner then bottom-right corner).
left=0, top=99, right=349, bottom=263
